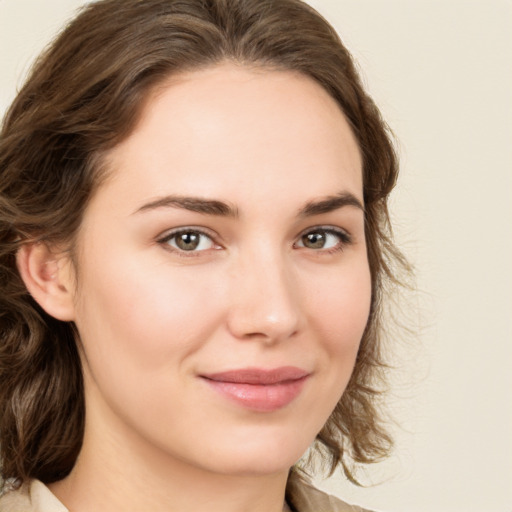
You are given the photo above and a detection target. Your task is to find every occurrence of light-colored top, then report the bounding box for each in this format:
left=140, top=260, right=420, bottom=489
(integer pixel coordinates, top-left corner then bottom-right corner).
left=0, top=480, right=67, bottom=512
left=0, top=474, right=374, bottom=512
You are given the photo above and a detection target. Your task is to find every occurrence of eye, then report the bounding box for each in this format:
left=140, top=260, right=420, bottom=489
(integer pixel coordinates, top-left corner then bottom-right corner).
left=295, top=227, right=351, bottom=251
left=159, top=229, right=217, bottom=253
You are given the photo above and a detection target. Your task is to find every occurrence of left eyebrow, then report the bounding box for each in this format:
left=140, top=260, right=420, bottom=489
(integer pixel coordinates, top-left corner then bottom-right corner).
left=298, top=192, right=364, bottom=217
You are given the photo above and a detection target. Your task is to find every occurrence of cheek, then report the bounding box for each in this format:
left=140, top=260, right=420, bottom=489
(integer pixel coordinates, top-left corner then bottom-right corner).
left=73, top=257, right=225, bottom=377
left=308, top=262, right=372, bottom=342
left=72, top=259, right=230, bottom=439
left=290, top=261, right=371, bottom=439
left=305, top=260, right=372, bottom=381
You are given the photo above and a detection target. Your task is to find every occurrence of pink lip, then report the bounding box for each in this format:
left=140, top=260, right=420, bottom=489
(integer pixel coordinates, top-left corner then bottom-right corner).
left=200, top=366, right=310, bottom=412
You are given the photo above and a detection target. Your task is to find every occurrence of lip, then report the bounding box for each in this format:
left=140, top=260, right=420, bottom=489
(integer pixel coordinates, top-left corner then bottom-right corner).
left=200, top=366, right=310, bottom=412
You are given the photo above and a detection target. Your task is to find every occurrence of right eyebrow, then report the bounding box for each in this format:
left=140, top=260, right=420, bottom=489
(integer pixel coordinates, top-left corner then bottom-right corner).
left=132, top=195, right=239, bottom=218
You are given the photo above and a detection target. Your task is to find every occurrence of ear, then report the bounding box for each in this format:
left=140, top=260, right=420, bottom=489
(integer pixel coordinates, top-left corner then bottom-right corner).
left=16, top=242, right=76, bottom=321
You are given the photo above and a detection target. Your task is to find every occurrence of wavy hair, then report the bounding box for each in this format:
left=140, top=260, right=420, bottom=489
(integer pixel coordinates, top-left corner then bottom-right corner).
left=0, top=0, right=407, bottom=487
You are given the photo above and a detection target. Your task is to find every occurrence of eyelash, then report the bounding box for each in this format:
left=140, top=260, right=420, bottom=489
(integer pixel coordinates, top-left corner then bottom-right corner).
left=157, top=226, right=352, bottom=257
left=294, top=226, right=352, bottom=254
left=157, top=227, right=219, bottom=257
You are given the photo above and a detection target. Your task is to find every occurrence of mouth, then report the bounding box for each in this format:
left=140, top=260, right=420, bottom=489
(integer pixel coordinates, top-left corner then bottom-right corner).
left=200, top=366, right=310, bottom=412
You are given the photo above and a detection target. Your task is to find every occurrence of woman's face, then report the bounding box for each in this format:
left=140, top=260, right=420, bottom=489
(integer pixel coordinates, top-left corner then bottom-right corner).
left=68, top=64, right=371, bottom=477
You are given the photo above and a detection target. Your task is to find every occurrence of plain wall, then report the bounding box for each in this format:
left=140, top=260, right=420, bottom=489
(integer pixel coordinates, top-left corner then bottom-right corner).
left=1, top=1, right=511, bottom=511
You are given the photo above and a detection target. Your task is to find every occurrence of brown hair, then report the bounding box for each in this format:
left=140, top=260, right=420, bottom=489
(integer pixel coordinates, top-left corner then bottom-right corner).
left=0, top=0, right=406, bottom=487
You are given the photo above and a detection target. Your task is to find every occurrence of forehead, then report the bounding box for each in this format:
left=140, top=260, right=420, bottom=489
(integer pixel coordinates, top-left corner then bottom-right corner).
left=100, top=63, right=363, bottom=210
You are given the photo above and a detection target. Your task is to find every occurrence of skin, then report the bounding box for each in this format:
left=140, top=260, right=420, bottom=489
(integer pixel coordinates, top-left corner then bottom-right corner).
left=29, top=63, right=371, bottom=512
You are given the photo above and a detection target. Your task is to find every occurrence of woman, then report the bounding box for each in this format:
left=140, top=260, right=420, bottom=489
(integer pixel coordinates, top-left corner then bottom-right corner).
left=0, top=1, right=406, bottom=511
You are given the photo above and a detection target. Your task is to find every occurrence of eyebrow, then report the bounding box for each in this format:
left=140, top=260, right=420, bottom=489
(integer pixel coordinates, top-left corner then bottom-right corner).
left=134, top=196, right=239, bottom=217
left=133, top=191, right=363, bottom=218
left=298, top=192, right=364, bottom=217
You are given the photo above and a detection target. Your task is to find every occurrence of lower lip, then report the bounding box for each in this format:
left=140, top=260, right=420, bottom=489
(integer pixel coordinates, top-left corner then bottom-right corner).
left=202, top=376, right=309, bottom=412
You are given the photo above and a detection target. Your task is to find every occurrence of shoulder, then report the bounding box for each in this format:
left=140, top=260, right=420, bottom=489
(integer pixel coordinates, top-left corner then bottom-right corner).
left=0, top=479, right=68, bottom=512
left=0, top=480, right=31, bottom=512
left=286, top=472, right=376, bottom=512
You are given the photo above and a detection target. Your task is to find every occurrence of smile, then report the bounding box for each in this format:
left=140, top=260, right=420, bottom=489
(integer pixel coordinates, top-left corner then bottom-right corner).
left=200, top=367, right=310, bottom=412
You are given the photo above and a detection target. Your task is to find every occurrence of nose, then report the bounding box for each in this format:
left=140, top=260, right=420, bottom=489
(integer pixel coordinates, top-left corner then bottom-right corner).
left=226, top=250, right=302, bottom=344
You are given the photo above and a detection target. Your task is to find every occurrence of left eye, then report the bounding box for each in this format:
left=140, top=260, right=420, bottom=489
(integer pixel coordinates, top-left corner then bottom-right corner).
left=162, top=230, right=216, bottom=252
left=296, top=229, right=348, bottom=250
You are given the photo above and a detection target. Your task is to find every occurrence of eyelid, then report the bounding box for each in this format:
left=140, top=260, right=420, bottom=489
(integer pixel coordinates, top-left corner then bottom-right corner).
left=295, top=225, right=353, bottom=251
left=155, top=224, right=352, bottom=256
left=156, top=226, right=222, bottom=255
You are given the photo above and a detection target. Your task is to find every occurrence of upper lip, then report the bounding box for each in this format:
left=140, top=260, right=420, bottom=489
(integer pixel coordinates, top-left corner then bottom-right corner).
left=201, top=366, right=310, bottom=385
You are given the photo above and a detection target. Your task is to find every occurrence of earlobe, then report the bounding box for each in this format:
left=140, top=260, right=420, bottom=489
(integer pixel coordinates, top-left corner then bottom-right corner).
left=16, top=242, right=76, bottom=321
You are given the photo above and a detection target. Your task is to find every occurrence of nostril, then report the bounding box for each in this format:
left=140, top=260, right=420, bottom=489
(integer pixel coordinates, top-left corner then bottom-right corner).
left=227, top=307, right=301, bottom=344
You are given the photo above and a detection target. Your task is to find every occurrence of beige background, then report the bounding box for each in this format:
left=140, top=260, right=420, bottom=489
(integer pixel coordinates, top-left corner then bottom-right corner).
left=1, top=1, right=511, bottom=511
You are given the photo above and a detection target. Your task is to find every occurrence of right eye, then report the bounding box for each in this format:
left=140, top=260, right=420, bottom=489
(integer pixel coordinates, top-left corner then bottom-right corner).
left=159, top=229, right=217, bottom=253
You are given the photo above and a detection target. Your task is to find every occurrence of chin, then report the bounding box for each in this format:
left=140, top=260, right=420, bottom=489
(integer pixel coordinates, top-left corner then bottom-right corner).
left=192, top=426, right=311, bottom=477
